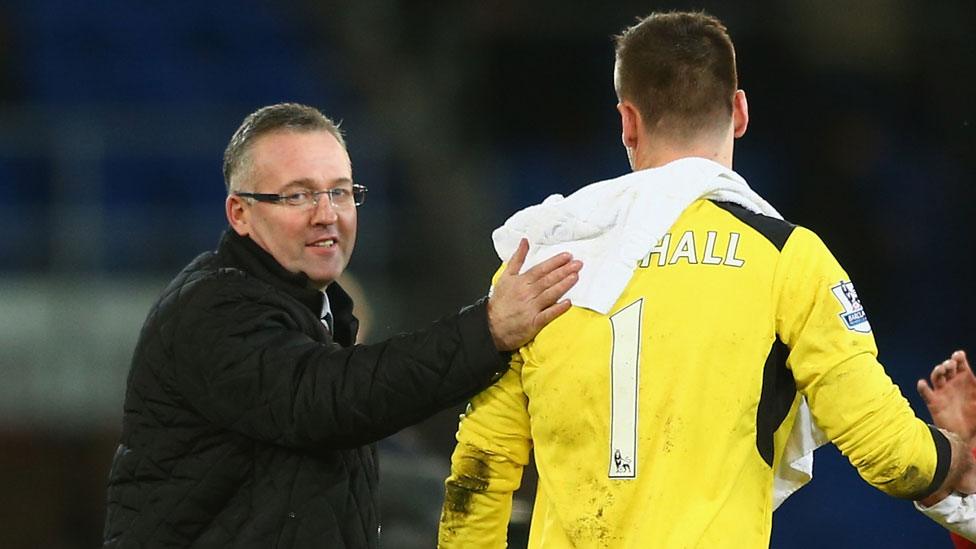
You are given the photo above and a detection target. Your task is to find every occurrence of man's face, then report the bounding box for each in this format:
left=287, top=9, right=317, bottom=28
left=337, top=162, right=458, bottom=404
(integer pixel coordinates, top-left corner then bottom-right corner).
left=227, top=130, right=356, bottom=289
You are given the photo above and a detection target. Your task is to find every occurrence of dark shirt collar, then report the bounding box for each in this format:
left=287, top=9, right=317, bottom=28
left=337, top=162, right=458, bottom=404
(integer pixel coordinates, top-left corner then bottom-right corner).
left=326, top=280, right=357, bottom=347
left=216, top=229, right=359, bottom=346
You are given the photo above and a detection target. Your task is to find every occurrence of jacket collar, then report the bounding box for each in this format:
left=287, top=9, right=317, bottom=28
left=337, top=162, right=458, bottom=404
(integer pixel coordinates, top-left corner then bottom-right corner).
left=216, top=229, right=359, bottom=346
left=326, top=281, right=358, bottom=347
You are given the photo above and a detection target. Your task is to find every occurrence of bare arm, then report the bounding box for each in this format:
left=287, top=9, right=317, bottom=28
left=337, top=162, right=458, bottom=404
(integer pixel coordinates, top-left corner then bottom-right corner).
left=919, top=428, right=976, bottom=506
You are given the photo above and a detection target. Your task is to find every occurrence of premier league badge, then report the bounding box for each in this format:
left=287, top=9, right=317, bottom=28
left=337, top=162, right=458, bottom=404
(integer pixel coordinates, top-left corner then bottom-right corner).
left=830, top=280, right=871, bottom=333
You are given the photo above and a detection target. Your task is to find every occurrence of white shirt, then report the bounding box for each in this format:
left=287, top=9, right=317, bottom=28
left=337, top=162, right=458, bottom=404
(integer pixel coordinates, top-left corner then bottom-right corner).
left=917, top=494, right=976, bottom=541
left=320, top=291, right=333, bottom=333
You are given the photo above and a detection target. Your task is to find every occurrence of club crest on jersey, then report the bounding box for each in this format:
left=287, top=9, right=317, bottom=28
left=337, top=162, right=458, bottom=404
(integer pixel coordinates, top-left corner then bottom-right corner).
left=830, top=280, right=871, bottom=333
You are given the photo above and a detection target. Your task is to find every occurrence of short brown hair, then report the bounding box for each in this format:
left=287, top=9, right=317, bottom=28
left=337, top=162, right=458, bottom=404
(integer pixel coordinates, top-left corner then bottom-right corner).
left=614, top=11, right=737, bottom=139
left=222, top=102, right=346, bottom=192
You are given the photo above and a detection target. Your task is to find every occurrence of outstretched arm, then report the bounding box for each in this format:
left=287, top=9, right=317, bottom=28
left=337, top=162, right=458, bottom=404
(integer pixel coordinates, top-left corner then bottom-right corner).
left=775, top=229, right=961, bottom=500
left=918, top=351, right=976, bottom=448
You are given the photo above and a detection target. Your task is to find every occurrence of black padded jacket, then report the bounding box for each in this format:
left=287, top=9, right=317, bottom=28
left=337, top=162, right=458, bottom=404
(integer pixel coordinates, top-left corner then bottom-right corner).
left=103, top=229, right=508, bottom=548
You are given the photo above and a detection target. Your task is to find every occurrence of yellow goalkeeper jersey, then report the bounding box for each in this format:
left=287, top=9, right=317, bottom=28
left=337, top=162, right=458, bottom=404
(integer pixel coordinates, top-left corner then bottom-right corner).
left=439, top=199, right=949, bottom=549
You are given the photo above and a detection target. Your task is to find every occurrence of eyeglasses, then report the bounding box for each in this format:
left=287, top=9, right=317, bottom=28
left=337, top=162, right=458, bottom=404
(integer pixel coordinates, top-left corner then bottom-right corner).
left=235, top=184, right=367, bottom=209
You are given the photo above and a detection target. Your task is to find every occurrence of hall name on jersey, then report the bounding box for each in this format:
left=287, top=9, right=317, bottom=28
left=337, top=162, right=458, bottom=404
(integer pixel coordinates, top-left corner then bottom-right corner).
left=638, top=231, right=745, bottom=268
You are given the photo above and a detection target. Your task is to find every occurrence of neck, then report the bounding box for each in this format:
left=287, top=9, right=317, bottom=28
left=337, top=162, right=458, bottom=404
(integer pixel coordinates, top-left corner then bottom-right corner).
left=632, top=135, right=733, bottom=171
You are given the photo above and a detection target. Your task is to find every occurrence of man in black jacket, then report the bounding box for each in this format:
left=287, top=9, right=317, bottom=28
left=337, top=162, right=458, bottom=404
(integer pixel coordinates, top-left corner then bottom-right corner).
left=102, top=103, right=582, bottom=548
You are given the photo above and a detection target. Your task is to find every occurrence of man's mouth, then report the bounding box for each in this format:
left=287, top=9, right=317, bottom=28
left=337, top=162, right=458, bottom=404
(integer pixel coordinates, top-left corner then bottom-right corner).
left=309, top=238, right=337, bottom=248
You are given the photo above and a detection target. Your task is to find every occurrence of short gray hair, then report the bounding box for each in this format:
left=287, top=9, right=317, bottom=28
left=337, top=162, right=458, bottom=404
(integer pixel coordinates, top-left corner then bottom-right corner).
left=222, top=102, right=346, bottom=192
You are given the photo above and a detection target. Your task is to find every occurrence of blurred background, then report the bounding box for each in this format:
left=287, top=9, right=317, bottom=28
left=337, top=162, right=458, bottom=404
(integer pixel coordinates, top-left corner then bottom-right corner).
left=0, top=0, right=973, bottom=547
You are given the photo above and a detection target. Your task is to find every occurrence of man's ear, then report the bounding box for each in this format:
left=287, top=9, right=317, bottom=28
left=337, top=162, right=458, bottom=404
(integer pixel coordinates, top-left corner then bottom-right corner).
left=617, top=100, right=642, bottom=149
left=226, top=194, right=250, bottom=236
left=732, top=89, right=749, bottom=138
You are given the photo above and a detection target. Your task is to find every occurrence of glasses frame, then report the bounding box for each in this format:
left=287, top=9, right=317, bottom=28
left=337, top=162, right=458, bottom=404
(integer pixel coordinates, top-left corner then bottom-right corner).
left=235, top=184, right=368, bottom=208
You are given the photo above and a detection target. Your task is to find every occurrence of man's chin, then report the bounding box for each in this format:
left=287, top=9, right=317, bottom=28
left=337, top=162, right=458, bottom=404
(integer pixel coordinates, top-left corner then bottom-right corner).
left=306, top=267, right=343, bottom=289
left=308, top=276, right=336, bottom=290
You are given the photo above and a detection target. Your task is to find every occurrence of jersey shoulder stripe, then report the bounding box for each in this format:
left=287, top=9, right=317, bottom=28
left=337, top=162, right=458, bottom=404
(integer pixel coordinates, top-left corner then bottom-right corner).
left=710, top=201, right=796, bottom=251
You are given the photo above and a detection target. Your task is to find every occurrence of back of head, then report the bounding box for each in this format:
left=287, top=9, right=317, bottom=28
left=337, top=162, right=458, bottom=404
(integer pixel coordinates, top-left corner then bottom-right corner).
left=614, top=11, right=737, bottom=141
left=223, top=102, right=346, bottom=192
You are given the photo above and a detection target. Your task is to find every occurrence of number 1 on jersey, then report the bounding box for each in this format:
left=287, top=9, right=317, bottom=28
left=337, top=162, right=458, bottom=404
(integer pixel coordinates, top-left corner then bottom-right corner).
left=608, top=298, right=642, bottom=479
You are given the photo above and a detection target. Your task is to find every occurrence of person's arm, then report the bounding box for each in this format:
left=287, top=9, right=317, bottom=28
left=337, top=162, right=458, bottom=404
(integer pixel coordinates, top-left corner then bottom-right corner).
left=438, top=353, right=533, bottom=549
left=775, top=227, right=968, bottom=500
left=167, top=243, right=578, bottom=450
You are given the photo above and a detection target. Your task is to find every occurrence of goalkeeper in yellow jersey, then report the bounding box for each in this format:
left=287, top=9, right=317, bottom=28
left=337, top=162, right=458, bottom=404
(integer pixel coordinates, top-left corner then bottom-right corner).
left=438, top=11, right=976, bottom=549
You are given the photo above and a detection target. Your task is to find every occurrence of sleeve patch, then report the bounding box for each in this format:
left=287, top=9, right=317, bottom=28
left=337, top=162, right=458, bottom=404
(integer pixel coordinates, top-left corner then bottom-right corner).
left=830, top=280, right=871, bottom=333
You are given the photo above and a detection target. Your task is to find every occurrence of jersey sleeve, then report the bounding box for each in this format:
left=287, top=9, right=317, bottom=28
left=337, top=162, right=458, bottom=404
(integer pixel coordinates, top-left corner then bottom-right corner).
left=438, top=263, right=534, bottom=548
left=438, top=353, right=533, bottom=548
left=774, top=226, right=949, bottom=499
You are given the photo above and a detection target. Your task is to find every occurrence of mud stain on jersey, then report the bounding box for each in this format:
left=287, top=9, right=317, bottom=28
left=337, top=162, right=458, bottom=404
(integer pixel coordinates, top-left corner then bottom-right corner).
left=568, top=514, right=613, bottom=547
left=882, top=464, right=927, bottom=497
left=567, top=478, right=618, bottom=546
left=440, top=449, right=492, bottom=539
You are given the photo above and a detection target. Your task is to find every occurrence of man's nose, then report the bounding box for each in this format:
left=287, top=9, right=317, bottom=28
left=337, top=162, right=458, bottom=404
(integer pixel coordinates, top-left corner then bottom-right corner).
left=310, top=195, right=339, bottom=224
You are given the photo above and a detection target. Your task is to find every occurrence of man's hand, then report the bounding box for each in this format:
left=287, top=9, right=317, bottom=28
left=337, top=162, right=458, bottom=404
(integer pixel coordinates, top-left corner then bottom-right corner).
left=918, top=350, right=976, bottom=448
left=919, top=428, right=976, bottom=507
left=487, top=239, right=582, bottom=351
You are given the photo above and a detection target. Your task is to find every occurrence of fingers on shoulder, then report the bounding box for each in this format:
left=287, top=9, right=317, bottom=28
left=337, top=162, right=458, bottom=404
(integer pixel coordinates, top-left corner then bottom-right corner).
left=503, top=239, right=530, bottom=275
left=534, top=299, right=572, bottom=329
left=524, top=253, right=575, bottom=283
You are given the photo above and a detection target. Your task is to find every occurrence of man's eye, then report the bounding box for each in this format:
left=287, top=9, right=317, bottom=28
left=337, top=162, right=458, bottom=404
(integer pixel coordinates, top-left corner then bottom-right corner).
left=331, top=188, right=351, bottom=199
left=283, top=192, right=310, bottom=205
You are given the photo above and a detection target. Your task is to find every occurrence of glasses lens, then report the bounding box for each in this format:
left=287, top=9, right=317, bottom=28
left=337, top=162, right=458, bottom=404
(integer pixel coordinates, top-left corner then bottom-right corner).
left=284, top=192, right=312, bottom=207
left=331, top=189, right=353, bottom=207
left=353, top=186, right=367, bottom=206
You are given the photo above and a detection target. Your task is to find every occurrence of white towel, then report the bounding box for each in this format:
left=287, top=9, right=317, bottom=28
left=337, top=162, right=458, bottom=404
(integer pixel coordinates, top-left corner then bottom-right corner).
left=492, top=156, right=827, bottom=509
